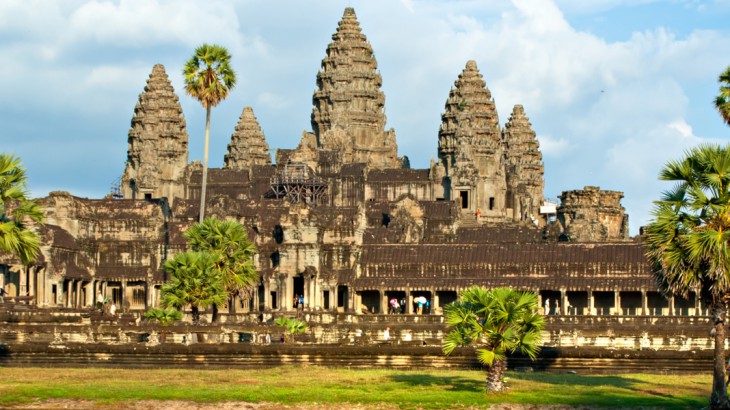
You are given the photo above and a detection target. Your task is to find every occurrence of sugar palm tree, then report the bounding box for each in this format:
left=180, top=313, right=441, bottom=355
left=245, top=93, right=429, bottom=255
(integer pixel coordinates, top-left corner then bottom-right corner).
left=183, top=44, right=237, bottom=223
left=442, top=286, right=544, bottom=392
left=0, top=154, right=44, bottom=265
left=184, top=217, right=258, bottom=321
left=160, top=251, right=227, bottom=325
left=645, top=144, right=730, bottom=409
left=715, top=66, right=730, bottom=126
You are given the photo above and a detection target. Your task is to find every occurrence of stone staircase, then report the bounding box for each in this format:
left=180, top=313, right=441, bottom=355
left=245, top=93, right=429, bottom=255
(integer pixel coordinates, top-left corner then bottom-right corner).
left=459, top=210, right=480, bottom=227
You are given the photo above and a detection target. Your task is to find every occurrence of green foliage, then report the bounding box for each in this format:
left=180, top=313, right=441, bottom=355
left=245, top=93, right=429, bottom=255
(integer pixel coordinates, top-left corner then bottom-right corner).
left=274, top=317, right=307, bottom=343
left=644, top=144, right=730, bottom=407
left=0, top=154, right=44, bottom=265
left=143, top=308, right=183, bottom=326
left=160, top=251, right=227, bottom=324
left=182, top=44, right=236, bottom=222
left=184, top=217, right=258, bottom=294
left=183, top=44, right=236, bottom=110
left=716, top=66, right=730, bottom=126
left=443, top=286, right=544, bottom=365
left=645, top=144, right=730, bottom=298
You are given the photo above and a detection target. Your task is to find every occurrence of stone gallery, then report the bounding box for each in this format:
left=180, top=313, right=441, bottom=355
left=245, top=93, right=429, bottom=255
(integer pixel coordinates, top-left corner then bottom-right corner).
left=0, top=8, right=700, bottom=321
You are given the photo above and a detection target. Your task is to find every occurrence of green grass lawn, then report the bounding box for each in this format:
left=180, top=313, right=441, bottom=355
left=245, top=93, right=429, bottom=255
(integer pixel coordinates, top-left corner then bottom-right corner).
left=0, top=366, right=711, bottom=409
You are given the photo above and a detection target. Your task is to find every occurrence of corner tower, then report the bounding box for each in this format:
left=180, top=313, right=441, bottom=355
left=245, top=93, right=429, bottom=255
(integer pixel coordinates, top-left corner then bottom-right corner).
left=503, top=105, right=544, bottom=225
left=311, top=7, right=399, bottom=169
left=121, top=64, right=188, bottom=202
left=438, top=60, right=506, bottom=219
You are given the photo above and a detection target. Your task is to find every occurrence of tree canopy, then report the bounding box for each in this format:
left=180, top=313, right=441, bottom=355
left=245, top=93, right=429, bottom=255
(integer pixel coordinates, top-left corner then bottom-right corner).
left=715, top=66, right=730, bottom=126
left=442, top=286, right=543, bottom=392
left=161, top=251, right=227, bottom=325
left=645, top=144, right=730, bottom=409
left=183, top=44, right=237, bottom=222
left=0, top=154, right=44, bottom=265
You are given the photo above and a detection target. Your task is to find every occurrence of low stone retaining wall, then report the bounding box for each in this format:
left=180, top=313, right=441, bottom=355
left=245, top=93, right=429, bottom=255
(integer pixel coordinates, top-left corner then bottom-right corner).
left=0, top=306, right=720, bottom=374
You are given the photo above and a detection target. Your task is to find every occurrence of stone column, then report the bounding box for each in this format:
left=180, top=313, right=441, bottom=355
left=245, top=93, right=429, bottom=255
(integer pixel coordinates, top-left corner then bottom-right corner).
left=433, top=291, right=440, bottom=314
left=694, top=291, right=701, bottom=316
left=407, top=291, right=414, bottom=315
left=641, top=289, right=647, bottom=316
left=28, top=267, right=36, bottom=300
left=588, top=289, right=594, bottom=316
left=76, top=280, right=82, bottom=308
left=560, top=288, right=567, bottom=315
left=354, top=291, right=362, bottom=314
left=380, top=289, right=387, bottom=314
left=19, top=265, right=27, bottom=296
left=263, top=280, right=271, bottom=310
left=614, top=290, right=620, bottom=316
left=669, top=295, right=675, bottom=316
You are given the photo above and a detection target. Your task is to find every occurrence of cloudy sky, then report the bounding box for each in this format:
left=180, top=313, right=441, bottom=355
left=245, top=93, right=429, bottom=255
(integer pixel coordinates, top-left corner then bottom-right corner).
left=2, top=0, right=729, bottom=235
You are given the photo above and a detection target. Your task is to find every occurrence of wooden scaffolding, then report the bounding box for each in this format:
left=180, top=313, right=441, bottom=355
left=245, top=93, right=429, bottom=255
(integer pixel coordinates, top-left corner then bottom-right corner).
left=270, top=162, right=328, bottom=206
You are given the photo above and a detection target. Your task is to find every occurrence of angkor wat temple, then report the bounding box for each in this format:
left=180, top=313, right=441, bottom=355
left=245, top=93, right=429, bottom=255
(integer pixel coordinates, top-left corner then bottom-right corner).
left=0, top=8, right=702, bottom=321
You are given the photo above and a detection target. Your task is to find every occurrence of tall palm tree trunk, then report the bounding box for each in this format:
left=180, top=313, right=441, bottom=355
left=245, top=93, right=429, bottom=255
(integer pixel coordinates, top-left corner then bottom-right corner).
left=486, top=359, right=507, bottom=392
left=199, top=106, right=211, bottom=223
left=711, top=296, right=730, bottom=409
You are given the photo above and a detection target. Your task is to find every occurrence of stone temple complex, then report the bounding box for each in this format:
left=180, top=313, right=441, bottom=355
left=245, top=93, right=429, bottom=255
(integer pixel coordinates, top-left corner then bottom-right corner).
left=0, top=8, right=703, bottom=322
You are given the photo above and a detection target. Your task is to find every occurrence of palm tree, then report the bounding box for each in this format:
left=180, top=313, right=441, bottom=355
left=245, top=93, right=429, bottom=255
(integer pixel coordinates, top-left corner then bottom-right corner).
left=715, top=66, right=730, bottom=126
left=183, top=44, right=237, bottom=223
left=160, top=251, right=227, bottom=325
left=442, top=286, right=544, bottom=392
left=144, top=307, right=183, bottom=326
left=645, top=144, right=730, bottom=409
left=274, top=317, right=307, bottom=343
left=184, top=217, right=258, bottom=321
left=0, top=154, right=44, bottom=265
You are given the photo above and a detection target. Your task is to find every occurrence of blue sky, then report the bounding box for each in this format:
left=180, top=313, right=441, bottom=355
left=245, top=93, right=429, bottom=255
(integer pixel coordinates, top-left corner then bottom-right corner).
left=2, top=0, right=729, bottom=235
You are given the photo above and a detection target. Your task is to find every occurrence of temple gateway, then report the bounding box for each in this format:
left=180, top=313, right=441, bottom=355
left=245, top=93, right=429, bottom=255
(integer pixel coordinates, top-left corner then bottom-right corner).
left=0, top=8, right=702, bottom=320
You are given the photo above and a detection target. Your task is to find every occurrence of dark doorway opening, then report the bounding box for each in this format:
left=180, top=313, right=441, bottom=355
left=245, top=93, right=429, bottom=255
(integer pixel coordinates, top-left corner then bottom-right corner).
left=459, top=191, right=469, bottom=209
left=337, top=285, right=348, bottom=312
left=293, top=275, right=304, bottom=307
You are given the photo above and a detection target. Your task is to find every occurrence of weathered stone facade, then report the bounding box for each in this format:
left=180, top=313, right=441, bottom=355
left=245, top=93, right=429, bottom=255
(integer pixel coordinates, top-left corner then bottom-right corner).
left=224, top=106, right=271, bottom=171
left=3, top=7, right=672, bottom=328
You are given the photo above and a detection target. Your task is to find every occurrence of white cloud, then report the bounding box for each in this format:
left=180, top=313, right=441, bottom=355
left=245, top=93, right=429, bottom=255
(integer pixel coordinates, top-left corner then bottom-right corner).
left=69, top=0, right=241, bottom=48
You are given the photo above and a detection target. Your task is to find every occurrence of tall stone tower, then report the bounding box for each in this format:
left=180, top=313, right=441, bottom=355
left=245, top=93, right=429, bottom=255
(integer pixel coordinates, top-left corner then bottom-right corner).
left=121, top=64, right=188, bottom=202
left=311, top=7, right=399, bottom=169
left=503, top=105, right=544, bottom=225
left=438, top=60, right=506, bottom=219
left=223, top=106, right=271, bottom=170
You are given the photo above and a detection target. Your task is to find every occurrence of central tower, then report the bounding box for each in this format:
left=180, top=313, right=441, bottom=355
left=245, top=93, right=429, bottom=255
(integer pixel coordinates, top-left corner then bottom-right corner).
left=311, top=7, right=399, bottom=169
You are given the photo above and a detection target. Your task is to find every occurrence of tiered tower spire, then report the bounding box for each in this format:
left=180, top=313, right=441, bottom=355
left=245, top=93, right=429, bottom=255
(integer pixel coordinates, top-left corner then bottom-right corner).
left=121, top=64, right=188, bottom=202
left=503, top=105, right=544, bottom=225
left=223, top=106, right=271, bottom=170
left=438, top=60, right=506, bottom=218
left=310, top=7, right=399, bottom=169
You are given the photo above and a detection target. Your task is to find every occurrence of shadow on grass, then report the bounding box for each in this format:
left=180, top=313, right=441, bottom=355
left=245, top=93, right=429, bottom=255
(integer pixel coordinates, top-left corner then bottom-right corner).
left=388, top=374, right=483, bottom=392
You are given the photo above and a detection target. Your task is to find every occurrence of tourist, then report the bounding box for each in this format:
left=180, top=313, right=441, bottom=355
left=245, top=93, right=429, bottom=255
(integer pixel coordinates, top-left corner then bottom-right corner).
left=544, top=298, right=550, bottom=315
left=0, top=287, right=5, bottom=302
left=293, top=294, right=299, bottom=309
left=566, top=299, right=572, bottom=315
left=400, top=297, right=406, bottom=314
left=383, top=327, right=390, bottom=341
left=475, top=208, right=482, bottom=220
left=554, top=301, right=560, bottom=316
left=110, top=302, right=117, bottom=316
left=389, top=298, right=400, bottom=314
